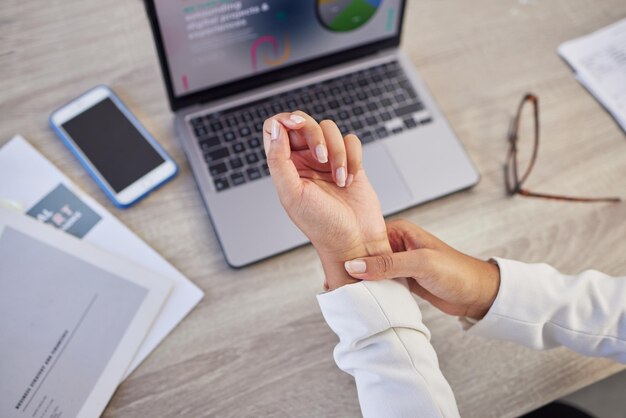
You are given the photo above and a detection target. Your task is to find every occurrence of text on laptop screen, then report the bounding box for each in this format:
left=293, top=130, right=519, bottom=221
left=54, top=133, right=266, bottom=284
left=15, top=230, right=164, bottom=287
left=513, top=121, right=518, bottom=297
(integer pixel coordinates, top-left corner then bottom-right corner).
left=154, top=0, right=403, bottom=97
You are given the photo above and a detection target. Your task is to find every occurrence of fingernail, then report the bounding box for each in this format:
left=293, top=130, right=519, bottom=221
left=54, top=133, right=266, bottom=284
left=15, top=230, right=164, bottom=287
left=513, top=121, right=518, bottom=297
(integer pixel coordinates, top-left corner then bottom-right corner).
left=289, top=114, right=306, bottom=124
left=270, top=119, right=280, bottom=141
left=345, top=260, right=367, bottom=274
left=315, top=144, right=328, bottom=163
left=336, top=166, right=346, bottom=187
left=346, top=173, right=354, bottom=187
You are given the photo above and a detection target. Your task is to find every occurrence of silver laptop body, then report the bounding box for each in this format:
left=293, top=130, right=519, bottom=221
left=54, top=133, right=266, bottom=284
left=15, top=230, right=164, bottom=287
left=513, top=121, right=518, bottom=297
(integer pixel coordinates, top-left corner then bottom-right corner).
left=146, top=1, right=479, bottom=267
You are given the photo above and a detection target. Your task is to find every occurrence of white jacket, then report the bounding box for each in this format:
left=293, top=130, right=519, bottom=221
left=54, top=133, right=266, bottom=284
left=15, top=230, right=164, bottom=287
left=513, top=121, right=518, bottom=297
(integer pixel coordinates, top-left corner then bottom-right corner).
left=316, top=258, right=626, bottom=418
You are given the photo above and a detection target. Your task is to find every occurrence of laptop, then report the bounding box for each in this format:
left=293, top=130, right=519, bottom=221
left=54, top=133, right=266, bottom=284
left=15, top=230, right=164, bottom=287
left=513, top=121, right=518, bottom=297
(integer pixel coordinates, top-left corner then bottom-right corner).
left=144, top=0, right=479, bottom=267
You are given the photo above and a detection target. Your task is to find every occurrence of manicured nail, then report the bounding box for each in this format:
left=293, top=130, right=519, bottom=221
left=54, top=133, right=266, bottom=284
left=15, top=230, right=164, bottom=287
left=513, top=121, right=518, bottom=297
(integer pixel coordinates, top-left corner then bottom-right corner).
left=315, top=144, right=328, bottom=163
left=345, top=260, right=367, bottom=274
left=336, top=166, right=347, bottom=187
left=289, top=114, right=306, bottom=125
left=270, top=119, right=280, bottom=141
left=346, top=173, right=354, bottom=187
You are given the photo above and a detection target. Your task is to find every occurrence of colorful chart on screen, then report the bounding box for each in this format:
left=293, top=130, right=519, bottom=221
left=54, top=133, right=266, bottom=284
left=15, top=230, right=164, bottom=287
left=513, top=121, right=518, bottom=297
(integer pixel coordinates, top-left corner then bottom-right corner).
left=317, top=0, right=383, bottom=32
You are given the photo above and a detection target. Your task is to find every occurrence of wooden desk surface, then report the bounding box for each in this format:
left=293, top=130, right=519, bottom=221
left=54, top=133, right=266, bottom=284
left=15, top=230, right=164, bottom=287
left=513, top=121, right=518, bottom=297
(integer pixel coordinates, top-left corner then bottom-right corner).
left=2, top=1, right=625, bottom=416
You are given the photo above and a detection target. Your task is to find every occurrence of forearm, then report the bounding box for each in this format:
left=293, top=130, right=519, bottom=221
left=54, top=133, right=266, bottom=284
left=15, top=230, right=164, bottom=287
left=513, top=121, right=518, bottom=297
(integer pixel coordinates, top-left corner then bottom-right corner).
left=318, top=279, right=460, bottom=418
left=467, top=258, right=626, bottom=363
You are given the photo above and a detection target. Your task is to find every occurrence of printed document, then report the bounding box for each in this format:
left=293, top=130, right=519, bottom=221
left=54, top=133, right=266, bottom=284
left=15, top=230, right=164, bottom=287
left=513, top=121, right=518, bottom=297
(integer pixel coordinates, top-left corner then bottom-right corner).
left=559, top=18, right=626, bottom=132
left=0, top=208, right=173, bottom=418
left=0, top=136, right=204, bottom=378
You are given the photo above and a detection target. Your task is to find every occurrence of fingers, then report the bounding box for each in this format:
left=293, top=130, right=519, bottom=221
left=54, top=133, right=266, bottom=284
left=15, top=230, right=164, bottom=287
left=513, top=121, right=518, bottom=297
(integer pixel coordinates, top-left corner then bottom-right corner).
left=268, top=112, right=360, bottom=188
left=270, top=112, right=307, bottom=150
left=262, top=118, right=303, bottom=206
left=320, top=120, right=347, bottom=187
left=386, top=219, right=419, bottom=252
left=272, top=112, right=307, bottom=130
left=386, top=219, right=423, bottom=238
left=344, top=249, right=433, bottom=281
left=344, top=134, right=362, bottom=187
left=273, top=111, right=328, bottom=164
left=386, top=219, right=443, bottom=251
left=408, top=280, right=435, bottom=302
left=408, top=280, right=448, bottom=309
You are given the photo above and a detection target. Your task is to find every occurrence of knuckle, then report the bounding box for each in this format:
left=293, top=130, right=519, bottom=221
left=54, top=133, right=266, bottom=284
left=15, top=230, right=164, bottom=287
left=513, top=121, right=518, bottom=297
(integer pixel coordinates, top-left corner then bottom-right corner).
left=319, top=119, right=336, bottom=128
left=376, top=254, right=395, bottom=274
left=265, top=155, right=280, bottom=164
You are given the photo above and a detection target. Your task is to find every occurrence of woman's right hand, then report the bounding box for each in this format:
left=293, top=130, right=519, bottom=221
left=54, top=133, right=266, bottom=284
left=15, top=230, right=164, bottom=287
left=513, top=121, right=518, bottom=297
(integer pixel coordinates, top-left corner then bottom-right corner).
left=343, top=220, right=501, bottom=319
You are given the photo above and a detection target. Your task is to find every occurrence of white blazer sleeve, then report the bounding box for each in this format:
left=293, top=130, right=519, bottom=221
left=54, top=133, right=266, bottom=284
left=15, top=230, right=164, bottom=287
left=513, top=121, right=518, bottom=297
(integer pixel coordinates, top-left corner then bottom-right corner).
left=317, top=279, right=459, bottom=418
left=466, top=258, right=626, bottom=364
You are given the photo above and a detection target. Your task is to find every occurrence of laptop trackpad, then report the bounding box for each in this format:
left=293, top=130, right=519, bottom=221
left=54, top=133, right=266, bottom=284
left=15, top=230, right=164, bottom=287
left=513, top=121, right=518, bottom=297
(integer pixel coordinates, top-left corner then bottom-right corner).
left=362, top=143, right=413, bottom=215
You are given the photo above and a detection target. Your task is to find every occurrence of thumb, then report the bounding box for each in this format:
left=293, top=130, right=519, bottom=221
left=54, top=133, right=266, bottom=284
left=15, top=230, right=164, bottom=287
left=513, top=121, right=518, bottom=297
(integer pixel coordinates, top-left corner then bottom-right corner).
left=344, top=250, right=430, bottom=281
left=263, top=118, right=303, bottom=206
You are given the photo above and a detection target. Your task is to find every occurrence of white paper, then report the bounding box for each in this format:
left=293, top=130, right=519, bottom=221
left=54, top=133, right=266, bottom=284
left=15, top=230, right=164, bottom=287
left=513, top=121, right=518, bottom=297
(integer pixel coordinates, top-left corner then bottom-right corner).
left=0, top=208, right=173, bottom=418
left=558, top=18, right=626, bottom=132
left=0, top=135, right=204, bottom=378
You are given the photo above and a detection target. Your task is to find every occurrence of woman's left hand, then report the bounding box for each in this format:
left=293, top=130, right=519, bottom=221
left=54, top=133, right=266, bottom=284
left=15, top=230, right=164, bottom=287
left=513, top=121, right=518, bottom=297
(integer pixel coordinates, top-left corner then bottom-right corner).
left=263, top=111, right=391, bottom=290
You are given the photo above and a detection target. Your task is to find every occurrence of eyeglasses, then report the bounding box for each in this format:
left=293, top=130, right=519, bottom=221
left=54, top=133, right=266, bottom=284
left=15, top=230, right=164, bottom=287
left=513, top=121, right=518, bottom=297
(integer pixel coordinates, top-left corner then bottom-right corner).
left=505, top=93, right=621, bottom=203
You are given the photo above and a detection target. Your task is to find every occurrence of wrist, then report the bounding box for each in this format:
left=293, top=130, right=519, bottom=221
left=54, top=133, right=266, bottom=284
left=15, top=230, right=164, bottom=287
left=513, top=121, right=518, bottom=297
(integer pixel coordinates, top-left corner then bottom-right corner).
left=467, top=259, right=501, bottom=320
left=318, top=256, right=358, bottom=291
left=317, top=239, right=392, bottom=291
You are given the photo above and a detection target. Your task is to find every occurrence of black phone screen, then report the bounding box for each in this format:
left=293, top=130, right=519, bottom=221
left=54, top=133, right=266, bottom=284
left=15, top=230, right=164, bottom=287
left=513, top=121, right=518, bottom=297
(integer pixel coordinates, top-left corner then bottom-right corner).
left=61, top=98, right=165, bottom=193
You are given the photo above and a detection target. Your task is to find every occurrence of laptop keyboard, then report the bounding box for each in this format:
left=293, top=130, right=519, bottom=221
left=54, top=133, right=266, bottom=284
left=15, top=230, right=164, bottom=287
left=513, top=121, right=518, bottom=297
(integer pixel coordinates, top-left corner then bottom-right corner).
left=189, top=60, right=432, bottom=192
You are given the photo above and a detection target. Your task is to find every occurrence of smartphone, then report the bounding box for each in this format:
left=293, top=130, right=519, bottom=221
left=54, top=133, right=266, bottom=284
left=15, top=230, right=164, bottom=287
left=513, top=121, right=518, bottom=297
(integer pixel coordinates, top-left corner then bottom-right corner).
left=50, top=85, right=178, bottom=208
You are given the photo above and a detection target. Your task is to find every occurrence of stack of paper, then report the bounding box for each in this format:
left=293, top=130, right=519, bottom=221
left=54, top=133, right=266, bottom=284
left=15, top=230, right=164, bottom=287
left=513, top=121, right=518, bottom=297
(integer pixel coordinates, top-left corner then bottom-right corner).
left=558, top=18, right=626, bottom=132
left=0, top=208, right=173, bottom=418
left=0, top=136, right=205, bottom=416
left=0, top=136, right=204, bottom=378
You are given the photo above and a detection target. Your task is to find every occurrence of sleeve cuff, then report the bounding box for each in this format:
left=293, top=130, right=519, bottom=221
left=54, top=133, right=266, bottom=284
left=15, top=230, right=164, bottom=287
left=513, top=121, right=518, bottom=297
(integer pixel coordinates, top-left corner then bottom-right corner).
left=317, top=279, right=430, bottom=343
left=464, top=257, right=565, bottom=343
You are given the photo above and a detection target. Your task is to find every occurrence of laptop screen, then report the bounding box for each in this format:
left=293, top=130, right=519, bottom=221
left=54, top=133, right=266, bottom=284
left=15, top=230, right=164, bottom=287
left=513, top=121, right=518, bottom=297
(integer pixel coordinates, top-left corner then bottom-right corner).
left=153, top=0, right=404, bottom=98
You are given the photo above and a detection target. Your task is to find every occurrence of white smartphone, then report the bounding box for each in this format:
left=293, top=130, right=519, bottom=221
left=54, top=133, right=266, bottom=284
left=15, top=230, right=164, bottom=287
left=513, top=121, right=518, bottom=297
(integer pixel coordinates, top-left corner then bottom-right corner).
left=50, top=85, right=178, bottom=208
